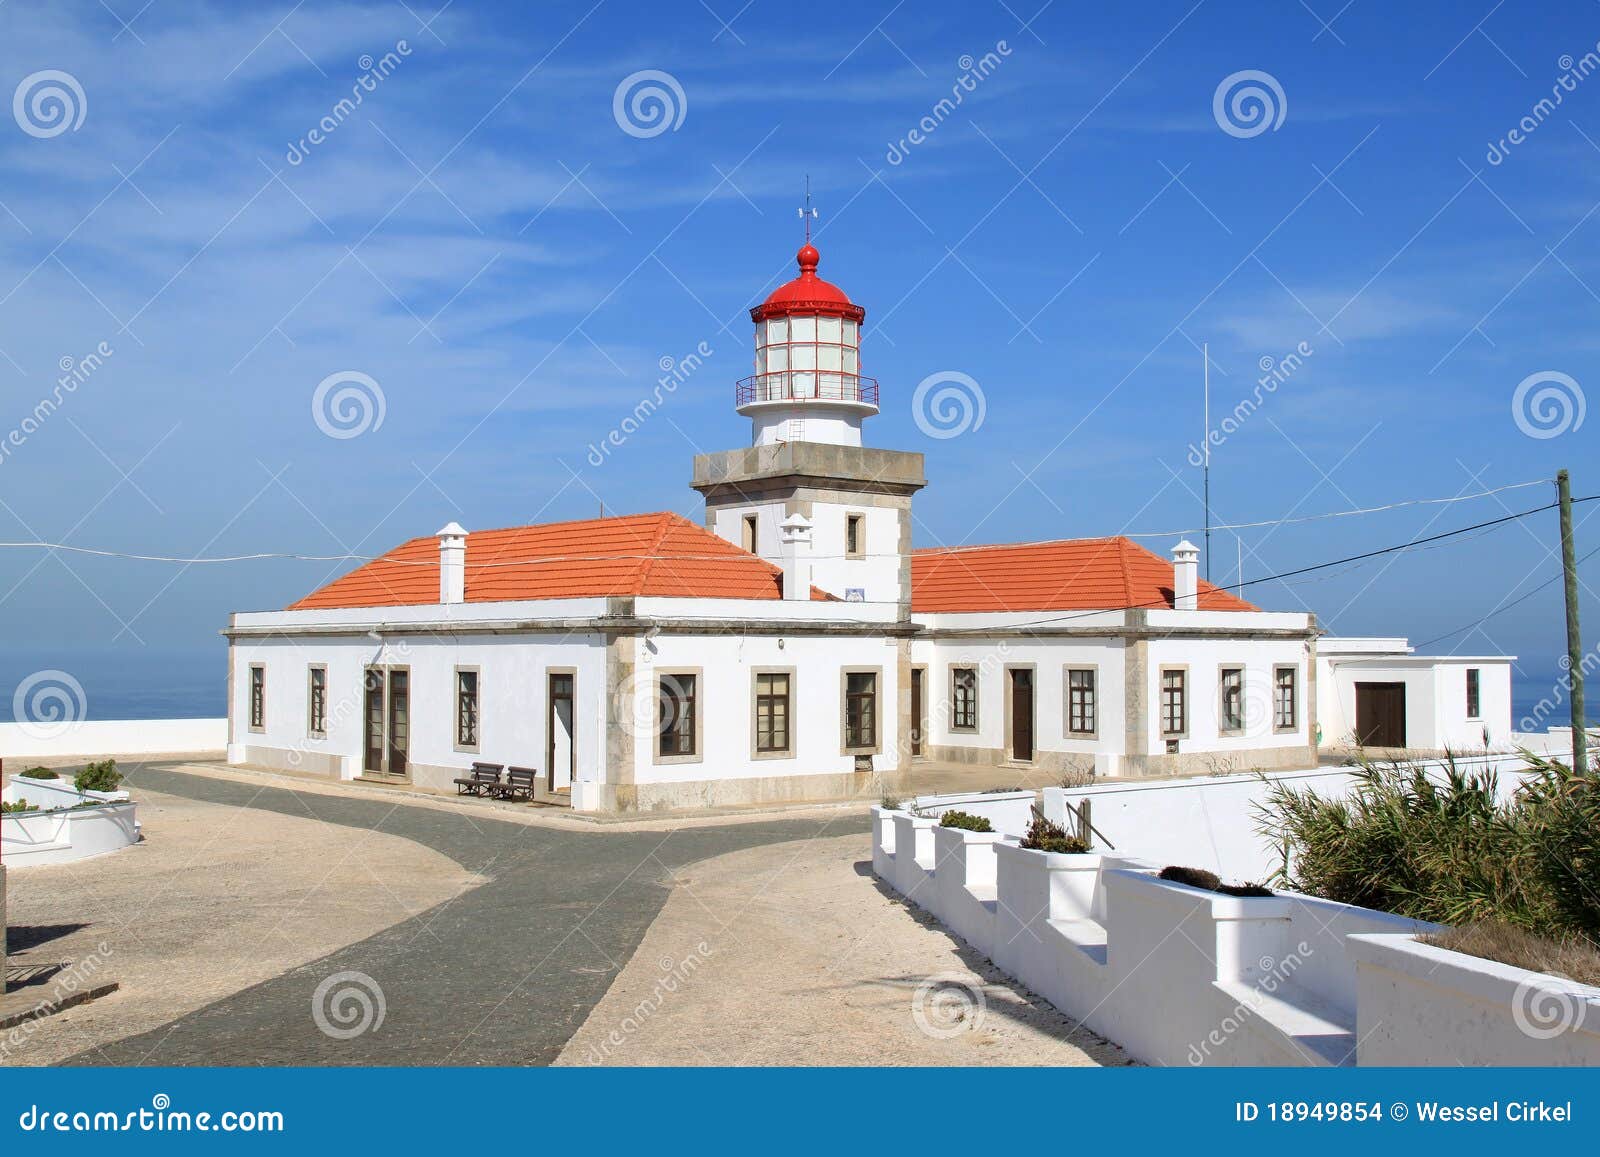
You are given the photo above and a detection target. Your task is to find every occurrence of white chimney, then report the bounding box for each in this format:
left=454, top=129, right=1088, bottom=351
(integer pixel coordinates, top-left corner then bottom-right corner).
left=1171, top=539, right=1199, bottom=611
left=438, top=522, right=468, bottom=604
left=778, top=512, right=813, bottom=601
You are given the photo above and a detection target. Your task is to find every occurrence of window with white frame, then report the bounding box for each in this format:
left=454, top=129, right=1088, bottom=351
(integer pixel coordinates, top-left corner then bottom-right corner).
left=1067, top=668, right=1097, bottom=736
left=755, top=671, right=791, bottom=754
left=1219, top=666, right=1244, bottom=733
left=1160, top=669, right=1186, bottom=736
left=456, top=669, right=479, bottom=750
left=951, top=667, right=978, bottom=731
left=307, top=666, right=326, bottom=737
left=1274, top=666, right=1298, bottom=730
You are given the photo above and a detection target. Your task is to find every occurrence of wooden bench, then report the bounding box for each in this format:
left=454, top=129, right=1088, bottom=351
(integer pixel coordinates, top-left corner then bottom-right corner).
left=499, top=766, right=538, bottom=801
left=453, top=763, right=504, bottom=796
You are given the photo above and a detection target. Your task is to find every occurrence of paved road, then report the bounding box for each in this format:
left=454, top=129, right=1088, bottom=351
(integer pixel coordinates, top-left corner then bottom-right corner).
left=66, top=764, right=865, bottom=1066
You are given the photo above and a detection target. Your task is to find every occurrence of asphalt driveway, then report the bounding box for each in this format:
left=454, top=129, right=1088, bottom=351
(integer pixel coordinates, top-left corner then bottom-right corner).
left=56, top=763, right=864, bottom=1066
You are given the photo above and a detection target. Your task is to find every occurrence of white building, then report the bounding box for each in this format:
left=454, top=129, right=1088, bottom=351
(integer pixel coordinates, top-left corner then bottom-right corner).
left=1314, top=637, right=1514, bottom=752
left=223, top=241, right=1513, bottom=811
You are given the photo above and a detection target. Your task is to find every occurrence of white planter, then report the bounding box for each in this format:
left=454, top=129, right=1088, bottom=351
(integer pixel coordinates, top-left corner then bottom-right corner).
left=889, top=813, right=937, bottom=900
left=929, top=824, right=1006, bottom=950
left=1348, top=933, right=1600, bottom=1066
left=869, top=805, right=898, bottom=882
left=2, top=800, right=139, bottom=866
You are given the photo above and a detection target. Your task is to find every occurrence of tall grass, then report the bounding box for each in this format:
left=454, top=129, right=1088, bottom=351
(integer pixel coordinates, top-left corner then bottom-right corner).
left=1253, top=751, right=1599, bottom=946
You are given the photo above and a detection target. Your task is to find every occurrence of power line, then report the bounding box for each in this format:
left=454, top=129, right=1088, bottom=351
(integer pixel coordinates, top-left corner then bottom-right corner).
left=0, top=479, right=1559, bottom=567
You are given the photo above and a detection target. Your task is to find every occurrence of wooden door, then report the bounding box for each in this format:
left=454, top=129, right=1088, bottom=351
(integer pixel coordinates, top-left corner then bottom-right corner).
left=909, top=669, right=924, bottom=758
left=1355, top=682, right=1407, bottom=747
left=548, top=672, right=575, bottom=791
left=1010, top=668, right=1034, bottom=762
left=363, top=668, right=385, bottom=773
left=386, top=669, right=410, bottom=776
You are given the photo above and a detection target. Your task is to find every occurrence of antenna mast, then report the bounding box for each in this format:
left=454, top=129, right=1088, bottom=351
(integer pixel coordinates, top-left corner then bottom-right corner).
left=1203, top=342, right=1211, bottom=582
left=798, top=174, right=817, bottom=242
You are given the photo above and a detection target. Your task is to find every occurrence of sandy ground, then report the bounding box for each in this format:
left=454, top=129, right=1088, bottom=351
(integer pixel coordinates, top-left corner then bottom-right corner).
left=556, top=833, right=1132, bottom=1066
left=3, top=785, right=480, bottom=1066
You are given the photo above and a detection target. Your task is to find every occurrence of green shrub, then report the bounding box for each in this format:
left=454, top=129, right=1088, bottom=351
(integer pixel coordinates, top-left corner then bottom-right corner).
left=1, top=798, right=33, bottom=814
left=22, top=767, right=58, bottom=779
left=938, top=810, right=993, bottom=832
left=75, top=759, right=122, bottom=794
left=1019, top=805, right=1089, bottom=854
left=1254, top=751, right=1600, bottom=945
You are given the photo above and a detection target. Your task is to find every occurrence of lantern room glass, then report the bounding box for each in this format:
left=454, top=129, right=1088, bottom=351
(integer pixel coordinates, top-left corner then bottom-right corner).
left=752, top=314, right=865, bottom=402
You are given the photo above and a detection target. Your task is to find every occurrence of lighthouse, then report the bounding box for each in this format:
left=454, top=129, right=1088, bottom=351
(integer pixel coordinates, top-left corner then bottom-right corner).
left=692, top=228, right=925, bottom=613
left=738, top=242, right=878, bottom=447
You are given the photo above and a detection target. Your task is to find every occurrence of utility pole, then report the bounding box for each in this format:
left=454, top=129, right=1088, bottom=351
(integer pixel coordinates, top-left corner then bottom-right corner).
left=1558, top=469, right=1587, bottom=771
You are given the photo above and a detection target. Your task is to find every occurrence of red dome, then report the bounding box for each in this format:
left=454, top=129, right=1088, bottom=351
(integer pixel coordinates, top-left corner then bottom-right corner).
left=751, top=244, right=865, bottom=323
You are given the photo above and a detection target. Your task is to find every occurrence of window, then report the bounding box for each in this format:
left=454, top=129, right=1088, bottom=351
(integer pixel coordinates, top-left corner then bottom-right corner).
left=1466, top=667, right=1481, bottom=719
left=249, top=664, right=265, bottom=731
left=845, top=513, right=865, bottom=559
left=742, top=514, right=758, bottom=554
left=658, top=673, right=698, bottom=758
left=755, top=671, right=791, bottom=754
left=1219, top=666, right=1244, bottom=733
left=1275, top=666, right=1298, bottom=731
left=1160, top=669, right=1186, bottom=737
left=308, top=667, right=326, bottom=737
left=844, top=671, right=877, bottom=749
left=1067, top=668, right=1097, bottom=736
left=951, top=667, right=978, bottom=730
left=456, top=669, right=479, bottom=750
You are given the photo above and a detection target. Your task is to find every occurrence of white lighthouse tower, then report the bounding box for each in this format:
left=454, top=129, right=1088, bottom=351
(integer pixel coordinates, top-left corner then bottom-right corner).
left=693, top=220, right=924, bottom=613
left=738, top=241, right=877, bottom=447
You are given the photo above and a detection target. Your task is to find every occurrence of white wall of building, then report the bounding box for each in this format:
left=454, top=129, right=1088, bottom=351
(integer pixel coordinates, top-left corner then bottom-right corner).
left=629, top=629, right=902, bottom=787
left=226, top=632, right=607, bottom=792
left=708, top=501, right=901, bottom=603
left=1316, top=643, right=1513, bottom=750
left=1144, top=636, right=1312, bottom=760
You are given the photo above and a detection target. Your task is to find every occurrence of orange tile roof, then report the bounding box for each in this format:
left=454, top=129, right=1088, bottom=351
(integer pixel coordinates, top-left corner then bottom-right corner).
left=289, top=512, right=832, bottom=610
left=911, top=536, right=1257, bottom=614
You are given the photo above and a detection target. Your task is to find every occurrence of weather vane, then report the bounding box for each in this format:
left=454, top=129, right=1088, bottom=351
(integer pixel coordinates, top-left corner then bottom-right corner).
left=797, top=174, right=817, bottom=244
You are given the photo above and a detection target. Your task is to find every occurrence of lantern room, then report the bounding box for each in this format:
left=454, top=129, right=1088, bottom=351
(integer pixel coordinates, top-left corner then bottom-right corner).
left=736, top=243, right=880, bottom=447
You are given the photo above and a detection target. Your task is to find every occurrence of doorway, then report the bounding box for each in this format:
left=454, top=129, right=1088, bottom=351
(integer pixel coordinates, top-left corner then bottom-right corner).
left=1009, top=668, right=1035, bottom=762
left=909, top=668, right=925, bottom=758
left=547, top=671, right=575, bottom=793
left=1355, top=682, right=1407, bottom=747
left=363, top=666, right=410, bottom=778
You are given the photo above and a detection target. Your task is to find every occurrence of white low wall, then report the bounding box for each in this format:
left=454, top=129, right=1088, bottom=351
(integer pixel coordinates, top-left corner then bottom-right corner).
left=0, top=718, right=226, bottom=761
left=872, top=806, right=1600, bottom=1067
left=2, top=801, right=140, bottom=866
left=1041, top=750, right=1542, bottom=884
left=908, top=789, right=1037, bottom=836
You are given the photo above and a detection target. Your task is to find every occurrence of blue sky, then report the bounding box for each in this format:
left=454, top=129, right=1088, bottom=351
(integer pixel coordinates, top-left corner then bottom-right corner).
left=0, top=0, right=1596, bottom=715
